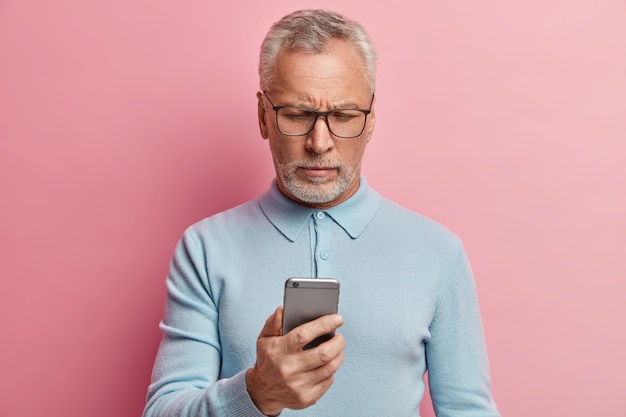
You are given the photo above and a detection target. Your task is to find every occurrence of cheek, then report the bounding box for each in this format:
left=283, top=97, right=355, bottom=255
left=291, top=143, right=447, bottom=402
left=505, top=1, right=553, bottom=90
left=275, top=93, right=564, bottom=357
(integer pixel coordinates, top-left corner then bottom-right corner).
left=269, top=137, right=299, bottom=164
left=343, top=141, right=368, bottom=166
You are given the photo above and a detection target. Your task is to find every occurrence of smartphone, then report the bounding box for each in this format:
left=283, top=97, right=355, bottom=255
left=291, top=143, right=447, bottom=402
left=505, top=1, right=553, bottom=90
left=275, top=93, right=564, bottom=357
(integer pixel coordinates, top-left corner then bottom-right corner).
left=282, top=278, right=340, bottom=350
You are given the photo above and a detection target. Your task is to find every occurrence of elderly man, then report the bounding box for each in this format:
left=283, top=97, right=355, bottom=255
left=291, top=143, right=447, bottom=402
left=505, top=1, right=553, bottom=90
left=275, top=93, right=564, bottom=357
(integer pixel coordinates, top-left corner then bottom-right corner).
left=143, top=9, right=500, bottom=417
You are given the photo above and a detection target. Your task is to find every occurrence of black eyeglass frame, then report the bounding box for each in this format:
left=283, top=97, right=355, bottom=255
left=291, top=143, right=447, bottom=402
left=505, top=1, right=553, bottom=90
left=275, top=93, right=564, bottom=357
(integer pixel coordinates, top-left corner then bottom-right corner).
left=263, top=91, right=375, bottom=138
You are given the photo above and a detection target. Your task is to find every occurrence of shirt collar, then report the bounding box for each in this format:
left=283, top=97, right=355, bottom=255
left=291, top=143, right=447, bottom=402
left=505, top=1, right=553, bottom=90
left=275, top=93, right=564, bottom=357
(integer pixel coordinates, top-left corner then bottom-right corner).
left=259, top=176, right=381, bottom=242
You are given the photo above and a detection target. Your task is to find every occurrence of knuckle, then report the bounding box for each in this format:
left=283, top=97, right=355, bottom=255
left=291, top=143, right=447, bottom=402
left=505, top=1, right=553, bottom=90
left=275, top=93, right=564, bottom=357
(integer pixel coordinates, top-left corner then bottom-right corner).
left=324, top=360, right=338, bottom=376
left=296, top=391, right=319, bottom=408
left=317, top=345, right=333, bottom=363
left=316, top=334, right=344, bottom=363
left=294, top=391, right=308, bottom=405
left=293, top=326, right=309, bottom=347
left=325, top=352, right=344, bottom=376
left=275, top=362, right=290, bottom=380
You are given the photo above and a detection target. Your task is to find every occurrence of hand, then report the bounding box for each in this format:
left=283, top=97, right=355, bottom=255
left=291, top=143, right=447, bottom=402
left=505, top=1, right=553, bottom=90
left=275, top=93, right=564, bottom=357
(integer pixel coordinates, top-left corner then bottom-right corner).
left=245, top=306, right=345, bottom=416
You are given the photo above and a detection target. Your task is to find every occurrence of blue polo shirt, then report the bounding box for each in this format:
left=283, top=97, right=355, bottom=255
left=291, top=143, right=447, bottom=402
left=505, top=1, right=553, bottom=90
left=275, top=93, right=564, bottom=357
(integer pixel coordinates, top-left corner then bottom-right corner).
left=144, top=177, right=500, bottom=417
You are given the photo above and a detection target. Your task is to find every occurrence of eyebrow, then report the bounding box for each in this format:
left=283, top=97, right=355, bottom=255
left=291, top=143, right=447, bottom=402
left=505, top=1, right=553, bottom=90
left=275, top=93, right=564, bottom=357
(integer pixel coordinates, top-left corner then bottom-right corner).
left=285, top=98, right=365, bottom=110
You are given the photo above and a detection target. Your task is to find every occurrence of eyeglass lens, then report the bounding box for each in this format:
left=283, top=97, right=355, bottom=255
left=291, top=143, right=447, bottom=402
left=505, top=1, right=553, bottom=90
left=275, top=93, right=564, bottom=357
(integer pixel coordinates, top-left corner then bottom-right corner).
left=276, top=108, right=367, bottom=138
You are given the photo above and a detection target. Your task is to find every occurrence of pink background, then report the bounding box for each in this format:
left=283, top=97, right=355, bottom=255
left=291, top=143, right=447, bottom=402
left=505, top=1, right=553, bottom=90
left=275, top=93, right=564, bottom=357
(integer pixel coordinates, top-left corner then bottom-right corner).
left=1, top=1, right=625, bottom=416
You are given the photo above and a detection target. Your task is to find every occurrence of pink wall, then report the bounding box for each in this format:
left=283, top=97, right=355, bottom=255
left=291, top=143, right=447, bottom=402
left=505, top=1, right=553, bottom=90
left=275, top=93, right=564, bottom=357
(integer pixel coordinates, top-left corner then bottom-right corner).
left=1, top=1, right=624, bottom=416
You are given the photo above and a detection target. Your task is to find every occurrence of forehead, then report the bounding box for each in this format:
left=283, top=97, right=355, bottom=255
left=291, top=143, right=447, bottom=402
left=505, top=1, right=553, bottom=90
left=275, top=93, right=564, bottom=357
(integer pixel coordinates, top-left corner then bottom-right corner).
left=270, top=39, right=371, bottom=107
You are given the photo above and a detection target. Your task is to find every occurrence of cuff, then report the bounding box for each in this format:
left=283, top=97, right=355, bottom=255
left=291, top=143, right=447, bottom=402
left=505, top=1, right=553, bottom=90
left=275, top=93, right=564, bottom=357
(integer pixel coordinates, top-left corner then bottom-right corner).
left=216, top=369, right=277, bottom=417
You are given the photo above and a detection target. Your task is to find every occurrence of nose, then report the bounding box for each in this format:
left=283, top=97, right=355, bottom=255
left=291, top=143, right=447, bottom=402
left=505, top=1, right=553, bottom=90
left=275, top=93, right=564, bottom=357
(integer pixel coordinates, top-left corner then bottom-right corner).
left=306, top=115, right=334, bottom=154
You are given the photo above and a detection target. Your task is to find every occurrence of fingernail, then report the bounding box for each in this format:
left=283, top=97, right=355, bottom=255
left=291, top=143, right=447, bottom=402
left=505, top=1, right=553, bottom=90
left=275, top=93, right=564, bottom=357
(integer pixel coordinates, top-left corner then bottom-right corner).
left=332, top=315, right=344, bottom=326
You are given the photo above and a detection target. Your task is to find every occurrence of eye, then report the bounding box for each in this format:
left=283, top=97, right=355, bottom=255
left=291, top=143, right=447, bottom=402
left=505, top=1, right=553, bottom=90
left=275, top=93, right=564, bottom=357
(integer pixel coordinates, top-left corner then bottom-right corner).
left=330, top=110, right=362, bottom=123
left=280, top=107, right=313, bottom=121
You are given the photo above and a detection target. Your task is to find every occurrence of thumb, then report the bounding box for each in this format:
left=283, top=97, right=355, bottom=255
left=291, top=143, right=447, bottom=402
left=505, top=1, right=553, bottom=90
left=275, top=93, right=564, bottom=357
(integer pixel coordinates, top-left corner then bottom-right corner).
left=257, top=306, right=283, bottom=339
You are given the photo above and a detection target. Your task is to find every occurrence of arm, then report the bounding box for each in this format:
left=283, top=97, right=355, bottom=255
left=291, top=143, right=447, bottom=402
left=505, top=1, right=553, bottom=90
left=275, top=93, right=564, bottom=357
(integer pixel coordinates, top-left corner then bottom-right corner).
left=143, top=229, right=266, bottom=417
left=425, top=246, right=501, bottom=417
left=143, top=228, right=345, bottom=417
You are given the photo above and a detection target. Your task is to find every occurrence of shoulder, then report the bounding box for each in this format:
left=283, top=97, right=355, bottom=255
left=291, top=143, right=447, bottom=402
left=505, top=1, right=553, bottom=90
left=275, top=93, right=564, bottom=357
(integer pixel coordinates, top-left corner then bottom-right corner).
left=184, top=197, right=264, bottom=241
left=377, top=195, right=459, bottom=239
left=375, top=195, right=463, bottom=250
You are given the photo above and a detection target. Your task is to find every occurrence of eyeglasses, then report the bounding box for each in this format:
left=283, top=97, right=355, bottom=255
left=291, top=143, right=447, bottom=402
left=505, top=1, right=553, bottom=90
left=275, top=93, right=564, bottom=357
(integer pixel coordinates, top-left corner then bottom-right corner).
left=263, top=92, right=374, bottom=138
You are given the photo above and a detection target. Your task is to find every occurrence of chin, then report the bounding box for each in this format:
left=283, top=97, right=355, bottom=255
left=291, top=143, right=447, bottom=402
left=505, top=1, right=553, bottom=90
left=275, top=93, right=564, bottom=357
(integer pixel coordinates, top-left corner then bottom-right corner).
left=288, top=181, right=346, bottom=204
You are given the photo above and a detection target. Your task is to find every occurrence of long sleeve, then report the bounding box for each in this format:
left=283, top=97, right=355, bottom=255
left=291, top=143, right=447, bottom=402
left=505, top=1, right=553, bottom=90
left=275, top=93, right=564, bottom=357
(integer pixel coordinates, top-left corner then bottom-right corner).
left=425, top=246, right=500, bottom=417
left=142, top=228, right=267, bottom=417
left=142, top=180, right=500, bottom=416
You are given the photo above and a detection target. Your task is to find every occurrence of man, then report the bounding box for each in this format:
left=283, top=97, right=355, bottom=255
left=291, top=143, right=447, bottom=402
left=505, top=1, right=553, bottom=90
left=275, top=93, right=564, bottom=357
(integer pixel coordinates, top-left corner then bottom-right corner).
left=143, top=9, right=500, bottom=417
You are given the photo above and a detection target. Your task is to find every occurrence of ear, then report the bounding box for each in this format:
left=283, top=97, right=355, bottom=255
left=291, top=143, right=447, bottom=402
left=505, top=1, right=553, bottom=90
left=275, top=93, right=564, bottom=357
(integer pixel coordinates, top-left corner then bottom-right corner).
left=257, top=91, right=269, bottom=140
left=364, top=96, right=376, bottom=143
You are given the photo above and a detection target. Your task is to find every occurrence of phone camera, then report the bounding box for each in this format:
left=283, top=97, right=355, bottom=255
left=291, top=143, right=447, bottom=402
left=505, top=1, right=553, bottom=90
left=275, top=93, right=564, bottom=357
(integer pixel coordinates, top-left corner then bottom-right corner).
left=292, top=282, right=300, bottom=288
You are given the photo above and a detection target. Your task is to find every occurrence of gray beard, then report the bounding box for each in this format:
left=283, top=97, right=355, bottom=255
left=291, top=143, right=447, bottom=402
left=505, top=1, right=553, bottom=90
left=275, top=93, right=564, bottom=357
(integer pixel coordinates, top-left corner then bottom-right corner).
left=276, top=158, right=360, bottom=204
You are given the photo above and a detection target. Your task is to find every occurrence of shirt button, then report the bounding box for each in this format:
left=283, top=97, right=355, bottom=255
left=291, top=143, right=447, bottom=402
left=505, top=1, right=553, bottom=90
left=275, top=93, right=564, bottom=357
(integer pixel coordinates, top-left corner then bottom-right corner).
left=319, top=251, right=329, bottom=260
left=316, top=211, right=326, bottom=220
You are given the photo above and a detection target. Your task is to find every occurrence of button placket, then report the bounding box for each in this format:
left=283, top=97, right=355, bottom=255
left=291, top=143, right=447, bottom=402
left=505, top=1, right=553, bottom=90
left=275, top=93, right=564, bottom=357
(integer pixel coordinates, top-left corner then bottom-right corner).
left=313, top=211, right=331, bottom=268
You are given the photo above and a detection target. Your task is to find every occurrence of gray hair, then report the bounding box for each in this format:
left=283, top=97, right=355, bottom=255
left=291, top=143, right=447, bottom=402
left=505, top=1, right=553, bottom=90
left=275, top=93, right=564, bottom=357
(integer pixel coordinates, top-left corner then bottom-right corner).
left=259, top=9, right=377, bottom=93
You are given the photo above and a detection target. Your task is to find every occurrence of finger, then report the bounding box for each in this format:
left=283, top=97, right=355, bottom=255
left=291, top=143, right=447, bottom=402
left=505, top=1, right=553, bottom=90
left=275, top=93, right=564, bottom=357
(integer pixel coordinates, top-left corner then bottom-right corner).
left=257, top=306, right=284, bottom=339
left=305, top=332, right=345, bottom=368
left=286, top=314, right=343, bottom=352
left=310, top=346, right=345, bottom=383
left=295, top=347, right=345, bottom=405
